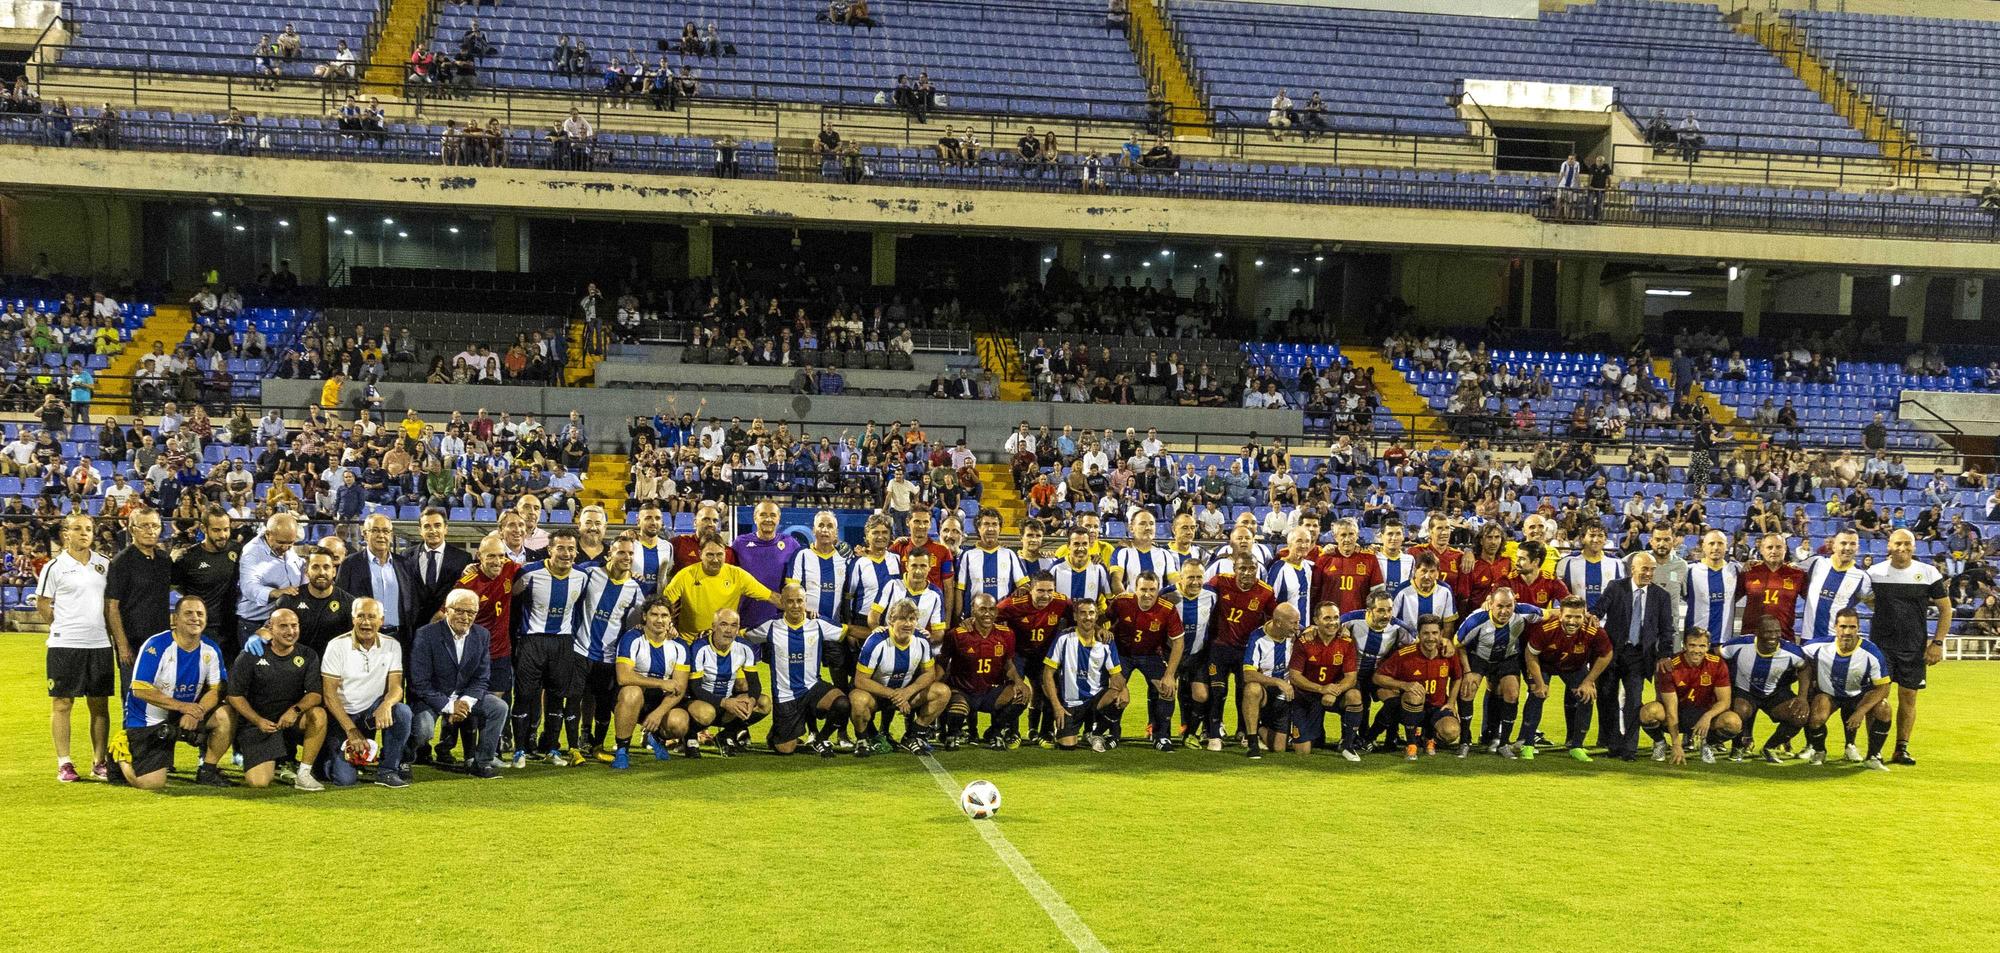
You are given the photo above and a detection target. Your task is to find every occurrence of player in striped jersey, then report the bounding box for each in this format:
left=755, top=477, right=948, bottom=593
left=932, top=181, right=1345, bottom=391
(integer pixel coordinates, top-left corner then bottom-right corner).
left=574, top=505, right=610, bottom=570
left=629, top=501, right=674, bottom=592
left=1719, top=618, right=1810, bottom=763
left=1204, top=521, right=1273, bottom=580
left=1240, top=603, right=1299, bottom=759
left=1799, top=530, right=1870, bottom=642
left=1052, top=511, right=1116, bottom=573
left=1166, top=511, right=1206, bottom=571
left=1264, top=527, right=1317, bottom=619
left=1684, top=530, right=1740, bottom=643
left=509, top=528, right=585, bottom=767
left=685, top=609, right=769, bottom=757
left=1341, top=585, right=1413, bottom=749
left=1799, top=608, right=1893, bottom=770
left=1112, top=510, right=1180, bottom=595
left=1165, top=561, right=1214, bottom=746
left=1556, top=525, right=1625, bottom=617
left=1390, top=552, right=1457, bottom=634
left=120, top=598, right=234, bottom=789
left=958, top=507, right=1029, bottom=615
left=850, top=600, right=949, bottom=756
left=608, top=598, right=690, bottom=769
left=747, top=584, right=847, bottom=758
left=1289, top=603, right=1364, bottom=761
left=1638, top=628, right=1739, bottom=765
left=869, top=549, right=947, bottom=641
left=1051, top=527, right=1115, bottom=606
left=1040, top=599, right=1127, bottom=752
left=1018, top=517, right=1061, bottom=576
left=1453, top=587, right=1544, bottom=757
left=786, top=510, right=849, bottom=623
left=565, top=536, right=647, bottom=760
left=1373, top=520, right=1416, bottom=595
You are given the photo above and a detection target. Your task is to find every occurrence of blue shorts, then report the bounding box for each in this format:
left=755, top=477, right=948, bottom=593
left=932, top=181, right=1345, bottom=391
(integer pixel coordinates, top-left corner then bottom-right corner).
left=1287, top=695, right=1332, bottom=744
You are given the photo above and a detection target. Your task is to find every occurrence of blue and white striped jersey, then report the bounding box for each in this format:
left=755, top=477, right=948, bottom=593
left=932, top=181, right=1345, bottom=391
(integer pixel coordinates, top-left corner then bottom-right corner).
left=514, top=562, right=586, bottom=637
left=1455, top=604, right=1545, bottom=663
left=1264, top=558, right=1315, bottom=618
left=843, top=552, right=902, bottom=628
left=1166, top=586, right=1215, bottom=655
left=1043, top=630, right=1122, bottom=707
left=1168, top=544, right=1207, bottom=572
left=1718, top=639, right=1807, bottom=697
left=1244, top=629, right=1294, bottom=679
left=616, top=630, right=689, bottom=681
left=1051, top=561, right=1114, bottom=606
left=631, top=535, right=673, bottom=591
left=572, top=567, right=648, bottom=662
left=1112, top=546, right=1182, bottom=594
left=1203, top=542, right=1273, bottom=580
left=1390, top=583, right=1458, bottom=634
left=690, top=637, right=758, bottom=696
left=748, top=616, right=843, bottom=703
left=1684, top=560, right=1741, bottom=638
left=1800, top=556, right=1871, bottom=642
left=785, top=546, right=850, bottom=623
left=856, top=629, right=935, bottom=690
left=1801, top=638, right=1890, bottom=699
left=1024, top=552, right=1063, bottom=576
left=872, top=579, right=947, bottom=636
left=957, top=546, right=1030, bottom=614
left=1556, top=554, right=1626, bottom=615
left=1375, top=551, right=1415, bottom=594
left=1339, top=611, right=1414, bottom=667
left=125, top=631, right=226, bottom=728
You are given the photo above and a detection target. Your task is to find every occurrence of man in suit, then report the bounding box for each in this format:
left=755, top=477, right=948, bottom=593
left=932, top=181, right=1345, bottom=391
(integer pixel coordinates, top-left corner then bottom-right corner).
left=403, top=507, right=472, bottom=630
left=336, top=513, right=420, bottom=642
left=408, top=589, right=508, bottom=779
left=1595, top=551, right=1674, bottom=761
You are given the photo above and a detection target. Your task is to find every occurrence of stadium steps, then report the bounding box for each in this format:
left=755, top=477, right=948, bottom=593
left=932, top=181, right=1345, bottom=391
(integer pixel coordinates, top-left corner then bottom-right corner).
left=1346, top=345, right=1458, bottom=450
left=1661, top=355, right=1755, bottom=442
left=1734, top=17, right=1926, bottom=165
left=974, top=331, right=1031, bottom=402
left=364, top=0, right=435, bottom=93
left=98, top=304, right=192, bottom=414
left=1129, top=0, right=1211, bottom=138
left=976, top=462, right=1027, bottom=531
left=581, top=455, right=629, bottom=523
left=564, top=319, right=601, bottom=385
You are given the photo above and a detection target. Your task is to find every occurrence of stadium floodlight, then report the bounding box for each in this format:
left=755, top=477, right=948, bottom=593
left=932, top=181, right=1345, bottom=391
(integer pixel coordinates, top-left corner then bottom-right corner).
left=1254, top=259, right=1265, bottom=267
left=209, top=210, right=224, bottom=218
left=1100, top=253, right=1111, bottom=260
left=277, top=220, right=290, bottom=228
left=449, top=227, right=461, bottom=234
left=342, top=229, right=355, bottom=236
left=326, top=214, right=338, bottom=223
left=1728, top=266, right=1739, bottom=280
left=1645, top=289, right=1693, bottom=297
left=398, top=231, right=409, bottom=238
left=383, top=217, right=395, bottom=225
left=1891, top=274, right=1903, bottom=287
left=232, top=225, right=246, bottom=232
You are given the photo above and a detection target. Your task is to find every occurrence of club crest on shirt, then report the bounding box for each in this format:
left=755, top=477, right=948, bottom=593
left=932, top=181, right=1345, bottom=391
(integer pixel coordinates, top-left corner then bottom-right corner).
left=294, top=656, right=305, bottom=667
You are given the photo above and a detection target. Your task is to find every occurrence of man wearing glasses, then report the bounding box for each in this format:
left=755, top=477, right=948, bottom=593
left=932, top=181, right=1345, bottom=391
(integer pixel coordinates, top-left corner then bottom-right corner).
left=236, top=512, right=305, bottom=661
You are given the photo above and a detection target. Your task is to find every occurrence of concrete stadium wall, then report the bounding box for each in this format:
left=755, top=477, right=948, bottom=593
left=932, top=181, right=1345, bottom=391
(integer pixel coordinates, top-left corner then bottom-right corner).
left=1899, top=390, right=2000, bottom=439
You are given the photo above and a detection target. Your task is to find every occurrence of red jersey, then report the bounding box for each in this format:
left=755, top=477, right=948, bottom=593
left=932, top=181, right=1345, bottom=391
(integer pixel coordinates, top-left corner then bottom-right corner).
left=944, top=623, right=1017, bottom=695
left=1507, top=572, right=1571, bottom=613
left=1525, top=618, right=1610, bottom=673
left=1377, top=644, right=1463, bottom=708
left=996, top=593, right=1071, bottom=661
left=1314, top=549, right=1381, bottom=615
left=1290, top=634, right=1359, bottom=688
left=670, top=534, right=736, bottom=576
left=454, top=561, right=519, bottom=659
left=1658, top=654, right=1731, bottom=710
left=891, top=538, right=954, bottom=588
left=1459, top=555, right=1515, bottom=609
left=1204, top=577, right=1276, bottom=649
left=1739, top=563, right=1806, bottom=640
left=1105, top=593, right=1184, bottom=657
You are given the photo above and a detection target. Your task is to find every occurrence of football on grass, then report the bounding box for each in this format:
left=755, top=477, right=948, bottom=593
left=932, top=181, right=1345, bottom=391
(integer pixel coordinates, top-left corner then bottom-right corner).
left=960, top=780, right=1001, bottom=819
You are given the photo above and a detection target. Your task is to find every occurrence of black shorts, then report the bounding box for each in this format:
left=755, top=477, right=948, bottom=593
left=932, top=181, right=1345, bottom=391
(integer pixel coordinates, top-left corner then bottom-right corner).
left=1257, top=689, right=1291, bottom=733
left=1287, top=695, right=1334, bottom=744
left=562, top=654, right=614, bottom=700
left=125, top=721, right=208, bottom=776
left=1739, top=683, right=1798, bottom=714
left=1834, top=694, right=1879, bottom=722
left=1877, top=640, right=1928, bottom=690
left=1124, top=654, right=1167, bottom=688
left=1177, top=645, right=1207, bottom=681
left=771, top=681, right=836, bottom=744
left=1206, top=644, right=1245, bottom=682
left=488, top=655, right=516, bottom=696
left=1059, top=689, right=1113, bottom=728
left=689, top=687, right=731, bottom=709
left=1467, top=654, right=1522, bottom=680
left=237, top=723, right=307, bottom=769
left=954, top=685, right=1004, bottom=715
left=628, top=686, right=672, bottom=712
left=47, top=646, right=115, bottom=698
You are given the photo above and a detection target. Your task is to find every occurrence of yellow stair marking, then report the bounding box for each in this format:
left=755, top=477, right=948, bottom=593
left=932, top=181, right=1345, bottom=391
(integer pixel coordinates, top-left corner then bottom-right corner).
left=564, top=320, right=603, bottom=386
left=363, top=0, right=430, bottom=93
left=581, top=455, right=629, bottom=523
left=1655, top=356, right=1754, bottom=442
left=98, top=304, right=192, bottom=414
left=1345, top=345, right=1458, bottom=450
left=1735, top=19, right=1925, bottom=164
left=1129, top=0, right=1210, bottom=137
left=976, top=332, right=1032, bottom=402
left=976, top=463, right=1027, bottom=531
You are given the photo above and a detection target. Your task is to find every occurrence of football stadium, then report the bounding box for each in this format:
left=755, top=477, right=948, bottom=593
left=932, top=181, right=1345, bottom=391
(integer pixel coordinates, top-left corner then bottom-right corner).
left=2, top=0, right=2000, bottom=948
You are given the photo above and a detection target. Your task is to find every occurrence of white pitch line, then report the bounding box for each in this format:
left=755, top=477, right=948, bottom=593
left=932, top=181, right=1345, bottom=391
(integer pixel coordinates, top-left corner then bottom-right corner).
left=918, top=754, right=1112, bottom=953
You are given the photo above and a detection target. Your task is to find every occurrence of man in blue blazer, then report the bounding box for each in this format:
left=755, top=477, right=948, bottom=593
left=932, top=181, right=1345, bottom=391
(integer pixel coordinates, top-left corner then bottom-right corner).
left=335, top=513, right=420, bottom=642
left=1595, top=551, right=1676, bottom=761
left=408, top=589, right=509, bottom=778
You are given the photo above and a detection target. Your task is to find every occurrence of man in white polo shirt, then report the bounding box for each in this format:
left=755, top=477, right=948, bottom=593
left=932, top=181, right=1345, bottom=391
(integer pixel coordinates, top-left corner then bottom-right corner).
left=319, top=598, right=414, bottom=788
left=38, top=513, right=113, bottom=783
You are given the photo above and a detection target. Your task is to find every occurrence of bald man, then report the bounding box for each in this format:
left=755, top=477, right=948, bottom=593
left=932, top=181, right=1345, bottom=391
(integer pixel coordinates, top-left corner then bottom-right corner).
left=236, top=512, right=304, bottom=657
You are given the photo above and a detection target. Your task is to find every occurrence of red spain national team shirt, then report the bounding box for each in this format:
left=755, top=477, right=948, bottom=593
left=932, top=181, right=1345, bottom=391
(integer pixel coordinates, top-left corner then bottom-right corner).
left=1376, top=644, right=1463, bottom=708
left=455, top=561, right=519, bottom=659
left=1508, top=572, right=1571, bottom=613
left=1105, top=593, right=1184, bottom=657
left=1313, top=548, right=1381, bottom=615
left=1459, top=555, right=1515, bottom=609
left=1658, top=654, right=1732, bottom=709
left=1739, top=563, right=1807, bottom=640
left=996, top=593, right=1071, bottom=660
left=1290, top=634, right=1359, bottom=687
left=1526, top=618, right=1610, bottom=673
left=1204, top=577, right=1276, bottom=649
left=944, top=623, right=1017, bottom=695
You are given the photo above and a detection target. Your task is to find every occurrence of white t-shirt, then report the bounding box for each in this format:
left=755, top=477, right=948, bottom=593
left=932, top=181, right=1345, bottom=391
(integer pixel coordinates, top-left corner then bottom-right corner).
left=322, top=633, right=404, bottom=714
left=39, top=550, right=111, bottom=649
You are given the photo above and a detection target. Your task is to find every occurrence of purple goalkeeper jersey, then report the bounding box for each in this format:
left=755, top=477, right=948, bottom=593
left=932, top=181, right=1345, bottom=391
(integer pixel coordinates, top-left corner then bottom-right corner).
left=732, top=531, right=799, bottom=630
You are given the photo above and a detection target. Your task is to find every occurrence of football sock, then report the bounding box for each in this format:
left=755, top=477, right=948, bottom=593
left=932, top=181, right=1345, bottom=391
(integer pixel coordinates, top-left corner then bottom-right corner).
left=616, top=734, right=631, bottom=751
left=1805, top=725, right=1828, bottom=752
left=1369, top=701, right=1398, bottom=743
left=1763, top=722, right=1802, bottom=750
left=1643, top=724, right=1665, bottom=743
left=1843, top=723, right=1858, bottom=747
left=1456, top=695, right=1475, bottom=736
left=1104, top=704, right=1127, bottom=736
left=1340, top=703, right=1363, bottom=748
left=1495, top=696, right=1517, bottom=746
left=1399, top=701, right=1423, bottom=743
left=1866, top=719, right=1890, bottom=759
left=941, top=705, right=967, bottom=738
left=1564, top=695, right=1591, bottom=749
left=996, top=704, right=1023, bottom=736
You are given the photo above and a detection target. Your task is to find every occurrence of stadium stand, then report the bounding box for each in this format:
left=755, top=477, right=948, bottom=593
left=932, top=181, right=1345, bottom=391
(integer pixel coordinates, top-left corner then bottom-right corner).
left=58, top=0, right=378, bottom=75
left=1784, top=9, right=2000, bottom=164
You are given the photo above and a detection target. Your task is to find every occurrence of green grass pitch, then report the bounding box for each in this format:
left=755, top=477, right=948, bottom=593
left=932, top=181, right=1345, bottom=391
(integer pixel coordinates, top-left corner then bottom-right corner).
left=2, top=633, right=1996, bottom=953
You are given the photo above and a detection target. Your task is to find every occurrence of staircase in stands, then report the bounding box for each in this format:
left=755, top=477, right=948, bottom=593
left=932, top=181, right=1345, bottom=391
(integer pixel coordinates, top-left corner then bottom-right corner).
left=1344, top=346, right=1459, bottom=450
left=364, top=0, right=435, bottom=93
left=1653, top=356, right=1753, bottom=441
left=580, top=455, right=629, bottom=523
left=99, top=304, right=192, bottom=414
left=975, top=332, right=1031, bottom=401
left=565, top=319, right=604, bottom=385
left=1733, top=16, right=1926, bottom=165
left=1128, top=0, right=1211, bottom=138
left=977, top=463, right=1028, bottom=530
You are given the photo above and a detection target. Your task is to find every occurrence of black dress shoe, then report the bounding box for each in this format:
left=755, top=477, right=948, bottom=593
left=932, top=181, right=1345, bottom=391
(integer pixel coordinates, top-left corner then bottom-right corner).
left=469, top=761, right=500, bottom=779
left=433, top=747, right=459, bottom=767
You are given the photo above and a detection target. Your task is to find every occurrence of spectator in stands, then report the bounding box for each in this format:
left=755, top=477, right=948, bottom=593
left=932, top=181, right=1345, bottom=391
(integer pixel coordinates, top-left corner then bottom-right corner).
left=252, top=35, right=281, bottom=91
left=1981, top=179, right=2000, bottom=213
left=1139, top=137, right=1178, bottom=172
left=275, top=23, right=302, bottom=60
left=1016, top=126, right=1043, bottom=168
left=1079, top=153, right=1104, bottom=193
left=1585, top=155, right=1611, bottom=219
left=1268, top=89, right=1293, bottom=140
left=408, top=41, right=438, bottom=87
left=1298, top=91, right=1329, bottom=141
left=814, top=124, right=842, bottom=163
left=315, top=40, right=357, bottom=83
left=1677, top=112, right=1703, bottom=162
left=935, top=126, right=965, bottom=164
left=219, top=108, right=251, bottom=156
left=460, top=20, right=496, bottom=62
left=1555, top=152, right=1580, bottom=216
left=1107, top=0, right=1130, bottom=28
left=713, top=135, right=739, bottom=178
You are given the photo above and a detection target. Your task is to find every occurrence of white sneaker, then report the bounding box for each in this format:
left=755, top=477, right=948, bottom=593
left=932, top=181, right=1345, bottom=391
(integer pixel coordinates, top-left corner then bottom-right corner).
left=1699, top=745, right=1716, bottom=765
left=1339, top=748, right=1361, bottom=763
left=509, top=750, right=527, bottom=769
left=276, top=762, right=298, bottom=784
left=1455, top=742, right=1471, bottom=759
left=1863, top=756, right=1890, bottom=772
left=1204, top=737, right=1223, bottom=752
left=1806, top=749, right=1826, bottom=766
left=294, top=765, right=324, bottom=792
left=1086, top=734, right=1108, bottom=753
left=547, top=749, right=570, bottom=767
left=1844, top=744, right=1863, bottom=763
left=1651, top=741, right=1669, bottom=762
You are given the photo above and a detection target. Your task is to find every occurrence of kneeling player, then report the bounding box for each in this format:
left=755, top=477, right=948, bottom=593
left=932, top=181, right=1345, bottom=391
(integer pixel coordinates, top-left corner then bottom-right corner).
left=685, top=609, right=770, bottom=757
left=943, top=593, right=1028, bottom=751
left=1241, top=603, right=1300, bottom=760
left=1799, top=608, right=1894, bottom=771
left=1519, top=596, right=1610, bottom=762
left=122, top=597, right=235, bottom=789
left=851, top=600, right=950, bottom=756
left=1639, top=628, right=1739, bottom=765
left=1720, top=618, right=1809, bottom=763
left=1040, top=600, right=1128, bottom=752
left=1373, top=614, right=1463, bottom=760
left=752, top=584, right=849, bottom=757
left=610, top=599, right=691, bottom=768
left=1289, top=603, right=1362, bottom=761
left=226, top=608, right=329, bottom=790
